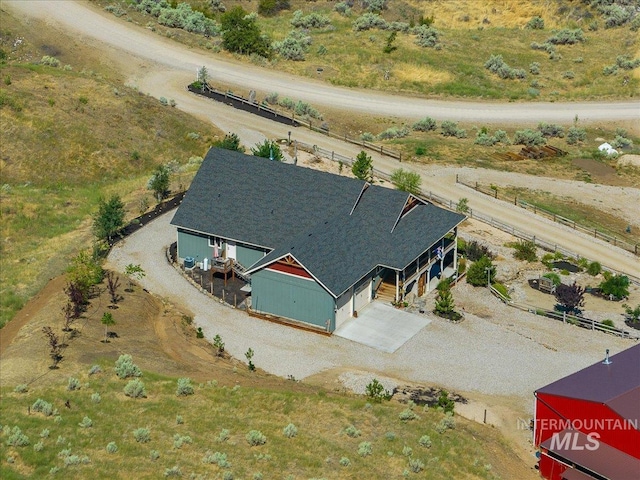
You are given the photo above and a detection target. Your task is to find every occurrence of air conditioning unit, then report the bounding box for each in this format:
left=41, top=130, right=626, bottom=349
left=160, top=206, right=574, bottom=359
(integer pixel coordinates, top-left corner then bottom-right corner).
left=184, top=257, right=195, bottom=269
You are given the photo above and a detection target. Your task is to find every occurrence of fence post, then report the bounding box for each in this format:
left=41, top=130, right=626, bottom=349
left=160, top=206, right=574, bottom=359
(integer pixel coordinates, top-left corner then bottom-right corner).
left=456, top=174, right=459, bottom=183
left=563, top=311, right=566, bottom=324
left=514, top=196, right=517, bottom=205
left=331, top=151, right=334, bottom=162
left=475, top=182, right=478, bottom=191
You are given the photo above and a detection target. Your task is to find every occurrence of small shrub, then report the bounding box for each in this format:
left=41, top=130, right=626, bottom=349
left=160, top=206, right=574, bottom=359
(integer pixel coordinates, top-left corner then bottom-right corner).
left=537, top=123, right=564, bottom=138
left=567, top=127, right=586, bottom=145
left=6, top=426, right=29, bottom=447
left=409, top=457, right=425, bottom=473
left=91, top=392, right=101, bottom=404
left=223, top=472, right=234, bottom=480
left=159, top=97, right=169, bottom=106
left=412, top=117, right=437, bottom=132
left=413, top=24, right=440, bottom=48
left=512, top=240, right=537, bottom=262
left=344, top=425, right=361, bottom=438
left=106, top=442, right=118, bottom=453
left=353, top=13, right=388, bottom=31
left=513, top=129, right=546, bottom=146
left=385, top=431, right=396, bottom=441
left=378, top=126, right=410, bottom=140
left=150, top=449, right=160, bottom=461
left=529, top=62, right=540, bottom=75
left=14, top=384, right=28, bottom=394
left=600, top=319, right=615, bottom=329
left=339, top=457, right=351, bottom=467
left=67, top=377, right=81, bottom=391
left=79, top=416, right=93, bottom=428
left=525, top=16, right=544, bottom=29
left=441, top=120, right=466, bottom=138
left=40, top=55, right=60, bottom=67
left=358, top=441, right=373, bottom=457
left=437, top=390, right=455, bottom=414
left=467, top=256, right=495, bottom=287
left=134, top=428, right=151, bottom=443
left=114, top=354, right=142, bottom=379
left=418, top=435, right=432, bottom=448
left=34, top=441, right=44, bottom=452
left=164, top=466, right=182, bottom=477
left=611, top=135, right=632, bottom=149
left=543, top=272, right=562, bottom=286
left=88, top=365, right=102, bottom=375
left=402, top=445, right=413, bottom=456
left=213, top=334, right=225, bottom=356
left=435, top=415, right=456, bottom=433
left=599, top=274, right=630, bottom=300
left=176, top=415, right=184, bottom=425
left=176, top=378, right=194, bottom=397
left=203, top=451, right=230, bottom=467
left=399, top=409, right=419, bottom=422
left=217, top=428, right=230, bottom=442
left=562, top=70, right=575, bottom=79
left=547, top=29, right=585, bottom=45
left=124, top=379, right=147, bottom=398
left=246, top=430, right=267, bottom=446
left=32, top=399, right=54, bottom=416
left=466, top=241, right=494, bottom=261
left=56, top=435, right=66, bottom=445
left=173, top=434, right=192, bottom=449
left=40, top=429, right=50, bottom=438
left=283, top=423, right=298, bottom=438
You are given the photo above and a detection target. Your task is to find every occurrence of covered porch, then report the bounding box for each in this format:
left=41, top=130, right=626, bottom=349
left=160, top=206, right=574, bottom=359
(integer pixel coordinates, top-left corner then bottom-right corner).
left=373, top=228, right=459, bottom=303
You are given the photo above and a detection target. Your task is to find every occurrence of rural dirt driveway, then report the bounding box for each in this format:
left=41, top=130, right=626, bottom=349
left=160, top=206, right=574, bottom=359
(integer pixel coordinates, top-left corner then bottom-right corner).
left=6, top=0, right=640, bottom=278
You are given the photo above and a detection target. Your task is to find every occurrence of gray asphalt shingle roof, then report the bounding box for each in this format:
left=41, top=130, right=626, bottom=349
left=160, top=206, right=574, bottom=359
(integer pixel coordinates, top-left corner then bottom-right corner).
left=172, top=148, right=465, bottom=297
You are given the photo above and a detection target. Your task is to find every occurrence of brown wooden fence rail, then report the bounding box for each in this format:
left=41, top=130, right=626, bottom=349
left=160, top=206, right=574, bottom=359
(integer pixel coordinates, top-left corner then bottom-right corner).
left=456, top=176, right=639, bottom=257
left=488, top=285, right=640, bottom=340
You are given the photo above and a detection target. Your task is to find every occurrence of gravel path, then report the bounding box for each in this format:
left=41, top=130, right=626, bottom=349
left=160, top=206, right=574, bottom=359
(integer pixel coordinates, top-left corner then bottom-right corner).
left=107, top=211, right=635, bottom=400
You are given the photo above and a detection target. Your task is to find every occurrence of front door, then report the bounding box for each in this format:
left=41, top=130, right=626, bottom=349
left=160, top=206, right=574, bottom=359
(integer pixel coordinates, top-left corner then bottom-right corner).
left=226, top=241, right=236, bottom=260
left=418, top=273, right=426, bottom=297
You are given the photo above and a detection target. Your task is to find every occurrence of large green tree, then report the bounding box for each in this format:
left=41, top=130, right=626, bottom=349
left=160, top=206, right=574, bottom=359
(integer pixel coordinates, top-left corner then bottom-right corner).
left=352, top=150, right=373, bottom=181
left=221, top=6, right=271, bottom=57
left=466, top=255, right=496, bottom=287
left=214, top=132, right=244, bottom=152
left=93, top=195, right=125, bottom=242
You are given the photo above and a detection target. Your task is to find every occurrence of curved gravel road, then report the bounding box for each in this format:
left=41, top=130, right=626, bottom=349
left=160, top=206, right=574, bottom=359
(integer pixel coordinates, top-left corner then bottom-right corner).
left=6, top=0, right=640, bottom=124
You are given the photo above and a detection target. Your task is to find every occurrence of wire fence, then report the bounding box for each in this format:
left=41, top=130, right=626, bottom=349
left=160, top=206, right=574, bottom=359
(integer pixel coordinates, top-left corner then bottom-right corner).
left=295, top=140, right=640, bottom=286
left=488, top=285, right=640, bottom=339
left=456, top=177, right=639, bottom=257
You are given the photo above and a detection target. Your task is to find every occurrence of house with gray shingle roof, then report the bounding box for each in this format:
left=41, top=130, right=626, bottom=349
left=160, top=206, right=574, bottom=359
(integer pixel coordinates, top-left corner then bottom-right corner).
left=171, top=148, right=465, bottom=332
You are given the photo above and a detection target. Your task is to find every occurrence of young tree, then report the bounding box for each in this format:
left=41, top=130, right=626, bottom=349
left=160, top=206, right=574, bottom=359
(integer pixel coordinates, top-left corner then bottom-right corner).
left=105, top=271, right=121, bottom=306
left=555, top=282, right=585, bottom=313
left=93, top=195, right=125, bottom=242
left=42, top=326, right=62, bottom=368
left=251, top=139, right=283, bottom=161
left=124, top=264, right=145, bottom=291
left=214, top=132, right=244, bottom=152
left=623, top=304, right=640, bottom=323
left=390, top=168, right=422, bottom=195
left=197, top=65, right=208, bottom=85
left=352, top=150, right=373, bottom=181
left=62, top=301, right=75, bottom=332
left=434, top=281, right=455, bottom=315
left=466, top=255, right=495, bottom=287
left=221, top=6, right=271, bottom=57
left=599, top=274, right=630, bottom=300
left=64, top=281, right=86, bottom=319
left=148, top=164, right=171, bottom=202
left=456, top=197, right=469, bottom=214
left=101, top=312, right=116, bottom=343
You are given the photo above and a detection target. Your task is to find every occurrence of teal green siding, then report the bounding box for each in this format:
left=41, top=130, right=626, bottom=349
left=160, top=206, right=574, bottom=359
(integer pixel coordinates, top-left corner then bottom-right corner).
left=252, top=269, right=335, bottom=331
left=236, top=244, right=267, bottom=268
left=177, top=229, right=212, bottom=264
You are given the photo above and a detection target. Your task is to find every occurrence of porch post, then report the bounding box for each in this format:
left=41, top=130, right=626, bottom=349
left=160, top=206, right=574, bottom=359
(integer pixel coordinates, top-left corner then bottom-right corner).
left=453, top=227, right=458, bottom=276
left=395, top=270, right=399, bottom=302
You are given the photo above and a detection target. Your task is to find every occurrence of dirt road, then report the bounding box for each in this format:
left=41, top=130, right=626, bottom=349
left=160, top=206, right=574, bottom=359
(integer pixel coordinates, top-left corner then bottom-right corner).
left=6, top=1, right=639, bottom=277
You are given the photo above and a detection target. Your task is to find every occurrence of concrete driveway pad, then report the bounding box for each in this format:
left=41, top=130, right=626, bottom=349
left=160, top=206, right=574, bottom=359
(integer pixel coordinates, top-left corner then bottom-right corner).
left=334, top=302, right=431, bottom=353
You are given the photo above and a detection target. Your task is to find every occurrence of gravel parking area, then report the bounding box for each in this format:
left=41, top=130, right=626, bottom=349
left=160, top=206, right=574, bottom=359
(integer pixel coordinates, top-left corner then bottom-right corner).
left=107, top=211, right=635, bottom=401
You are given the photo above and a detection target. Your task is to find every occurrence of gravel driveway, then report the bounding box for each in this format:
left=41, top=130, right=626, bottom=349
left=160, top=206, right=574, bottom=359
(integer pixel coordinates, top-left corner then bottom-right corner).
left=107, top=211, right=634, bottom=400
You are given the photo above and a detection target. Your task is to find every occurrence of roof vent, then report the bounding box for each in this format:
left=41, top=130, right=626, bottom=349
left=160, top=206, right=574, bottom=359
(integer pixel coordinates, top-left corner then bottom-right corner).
left=602, top=349, right=612, bottom=365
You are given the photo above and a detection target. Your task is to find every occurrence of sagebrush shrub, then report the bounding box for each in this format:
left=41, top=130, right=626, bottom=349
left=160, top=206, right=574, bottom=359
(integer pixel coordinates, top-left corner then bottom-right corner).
left=150, top=449, right=160, bottom=461
left=173, top=434, right=192, bottom=449
left=283, top=423, right=298, bottom=438
left=40, top=429, right=50, bottom=438
left=79, top=416, right=93, bottom=428
left=513, top=129, right=546, bottom=146
left=399, top=409, right=419, bottom=421
left=413, top=24, right=440, bottom=48
left=353, top=13, right=387, bottom=31
left=164, top=466, right=182, bottom=477
left=378, top=126, right=410, bottom=140
left=133, top=428, right=151, bottom=443
left=88, top=365, right=102, bottom=375
left=402, top=445, right=413, bottom=456
left=176, top=415, right=184, bottom=425
left=176, top=377, right=194, bottom=397
left=67, top=377, right=81, bottom=391
left=246, top=430, right=267, bottom=446
left=272, top=30, right=311, bottom=61
left=409, top=457, right=425, bottom=473
left=537, top=123, right=564, bottom=138
left=41, top=55, right=60, bottom=67
left=124, top=379, right=147, bottom=398
left=114, top=354, right=141, bottom=379
left=418, top=435, right=432, bottom=448
left=344, top=425, right=361, bottom=438
left=106, top=442, right=118, bottom=453
left=441, top=121, right=466, bottom=138
left=13, top=384, right=28, bottom=394
left=611, top=135, right=632, bottom=149
left=290, top=10, right=331, bottom=29
left=567, top=127, right=586, bottom=145
left=435, top=414, right=456, bottom=433
left=34, top=441, right=44, bottom=452
left=217, top=428, right=230, bottom=442
left=547, top=29, right=585, bottom=45
left=412, top=117, right=437, bottom=132
left=358, top=441, right=373, bottom=457
left=6, top=426, right=29, bottom=447
left=525, top=16, right=544, bottom=29
left=203, top=451, right=230, bottom=467
left=339, top=456, right=351, bottom=466
left=32, top=399, right=54, bottom=416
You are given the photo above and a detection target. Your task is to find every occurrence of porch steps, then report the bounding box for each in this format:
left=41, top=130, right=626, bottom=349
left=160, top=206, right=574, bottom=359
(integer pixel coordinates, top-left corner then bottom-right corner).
left=375, top=282, right=396, bottom=303
left=232, top=261, right=251, bottom=281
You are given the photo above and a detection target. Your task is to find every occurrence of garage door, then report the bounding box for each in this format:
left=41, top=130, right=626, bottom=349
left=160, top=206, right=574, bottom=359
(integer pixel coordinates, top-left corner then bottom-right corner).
left=335, top=290, right=352, bottom=329
left=354, top=277, right=372, bottom=313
